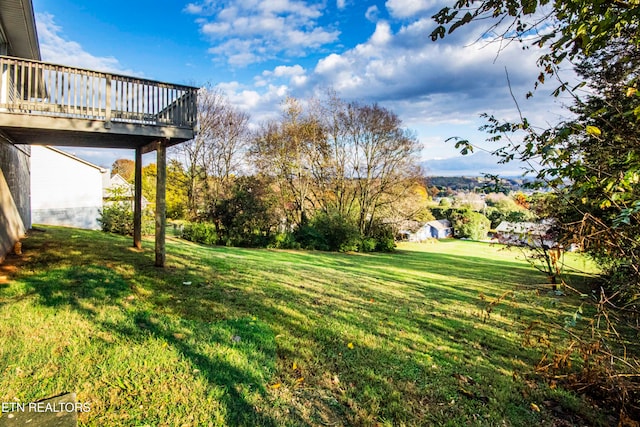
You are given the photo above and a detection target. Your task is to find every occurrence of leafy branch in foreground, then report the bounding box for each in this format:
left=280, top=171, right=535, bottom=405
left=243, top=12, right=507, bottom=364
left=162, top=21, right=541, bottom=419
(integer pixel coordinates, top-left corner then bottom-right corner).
left=431, top=0, right=640, bottom=421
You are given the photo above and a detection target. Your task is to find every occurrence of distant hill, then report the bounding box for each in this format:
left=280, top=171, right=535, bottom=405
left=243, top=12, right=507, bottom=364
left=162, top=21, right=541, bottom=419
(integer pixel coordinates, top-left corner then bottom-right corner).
left=424, top=176, right=530, bottom=193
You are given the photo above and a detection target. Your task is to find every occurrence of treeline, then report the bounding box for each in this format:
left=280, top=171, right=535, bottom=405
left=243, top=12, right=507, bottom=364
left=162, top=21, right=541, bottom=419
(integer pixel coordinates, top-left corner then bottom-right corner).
left=105, top=89, right=428, bottom=252
left=425, top=176, right=530, bottom=196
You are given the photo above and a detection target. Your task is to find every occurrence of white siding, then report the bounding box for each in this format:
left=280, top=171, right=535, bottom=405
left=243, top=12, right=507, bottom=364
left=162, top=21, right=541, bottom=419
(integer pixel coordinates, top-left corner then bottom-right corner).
left=31, top=146, right=104, bottom=230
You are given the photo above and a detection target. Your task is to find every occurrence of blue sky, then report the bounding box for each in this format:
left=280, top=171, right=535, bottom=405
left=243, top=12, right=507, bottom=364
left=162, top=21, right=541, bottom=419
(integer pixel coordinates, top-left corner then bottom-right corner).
left=31, top=0, right=568, bottom=176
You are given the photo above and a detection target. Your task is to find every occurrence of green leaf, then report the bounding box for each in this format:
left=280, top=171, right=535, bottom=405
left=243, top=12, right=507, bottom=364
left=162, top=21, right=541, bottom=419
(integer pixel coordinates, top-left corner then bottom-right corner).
left=586, top=125, right=601, bottom=136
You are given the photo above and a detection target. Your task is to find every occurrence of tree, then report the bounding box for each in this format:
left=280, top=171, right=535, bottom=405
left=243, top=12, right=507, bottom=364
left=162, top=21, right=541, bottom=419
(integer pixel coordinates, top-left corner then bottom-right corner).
left=485, top=193, right=535, bottom=228
left=542, top=38, right=640, bottom=299
left=141, top=163, right=157, bottom=208
left=111, top=159, right=135, bottom=182
left=213, top=176, right=279, bottom=247
left=251, top=94, right=423, bottom=236
left=251, top=97, right=327, bottom=228
left=340, top=101, right=422, bottom=235
left=431, top=0, right=640, bottom=284
left=451, top=208, right=491, bottom=240
left=175, top=87, right=250, bottom=219
left=313, top=90, right=354, bottom=219
left=166, top=159, right=189, bottom=219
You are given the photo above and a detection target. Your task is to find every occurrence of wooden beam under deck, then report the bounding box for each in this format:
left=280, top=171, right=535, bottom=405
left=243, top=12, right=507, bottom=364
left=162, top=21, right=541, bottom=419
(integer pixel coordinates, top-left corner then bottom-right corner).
left=133, top=147, right=142, bottom=250
left=155, top=140, right=167, bottom=267
left=0, top=112, right=193, bottom=149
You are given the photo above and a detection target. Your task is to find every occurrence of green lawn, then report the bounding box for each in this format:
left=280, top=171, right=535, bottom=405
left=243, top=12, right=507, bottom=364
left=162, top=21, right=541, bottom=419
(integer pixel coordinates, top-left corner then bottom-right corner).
left=0, top=226, right=605, bottom=426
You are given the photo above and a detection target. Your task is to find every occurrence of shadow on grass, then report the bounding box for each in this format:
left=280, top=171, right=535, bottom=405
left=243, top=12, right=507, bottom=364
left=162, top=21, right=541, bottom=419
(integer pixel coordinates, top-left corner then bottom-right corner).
left=2, top=226, right=603, bottom=426
left=20, top=265, right=130, bottom=314
left=115, top=312, right=278, bottom=427
left=15, top=261, right=280, bottom=427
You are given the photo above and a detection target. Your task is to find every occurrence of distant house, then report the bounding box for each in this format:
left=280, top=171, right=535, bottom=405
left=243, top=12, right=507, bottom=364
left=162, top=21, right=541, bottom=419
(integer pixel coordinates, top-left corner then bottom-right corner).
left=31, top=147, right=151, bottom=230
left=495, top=221, right=556, bottom=248
left=31, top=146, right=108, bottom=230
left=103, top=173, right=150, bottom=210
left=402, top=219, right=453, bottom=241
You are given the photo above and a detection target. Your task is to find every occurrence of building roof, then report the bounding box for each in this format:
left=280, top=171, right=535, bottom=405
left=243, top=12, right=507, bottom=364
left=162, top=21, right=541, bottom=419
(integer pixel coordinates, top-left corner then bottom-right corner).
left=495, top=221, right=550, bottom=235
left=425, top=219, right=451, bottom=230
left=0, top=0, right=40, bottom=60
left=41, top=146, right=107, bottom=172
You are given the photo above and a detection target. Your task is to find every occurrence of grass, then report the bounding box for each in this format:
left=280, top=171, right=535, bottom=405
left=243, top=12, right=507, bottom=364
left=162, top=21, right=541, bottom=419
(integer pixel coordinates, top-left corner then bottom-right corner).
left=0, top=226, right=607, bottom=426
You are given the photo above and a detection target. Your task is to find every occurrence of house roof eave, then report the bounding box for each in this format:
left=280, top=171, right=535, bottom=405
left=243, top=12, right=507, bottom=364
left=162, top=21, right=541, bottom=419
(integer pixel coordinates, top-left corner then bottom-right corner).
left=42, top=145, right=107, bottom=173
left=0, top=0, right=41, bottom=60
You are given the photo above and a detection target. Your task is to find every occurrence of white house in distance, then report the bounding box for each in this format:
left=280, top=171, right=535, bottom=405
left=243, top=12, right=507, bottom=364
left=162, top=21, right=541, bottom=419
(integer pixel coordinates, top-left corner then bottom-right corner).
left=31, top=146, right=108, bottom=230
left=495, top=221, right=556, bottom=248
left=32, top=147, right=151, bottom=230
left=401, top=219, right=453, bottom=241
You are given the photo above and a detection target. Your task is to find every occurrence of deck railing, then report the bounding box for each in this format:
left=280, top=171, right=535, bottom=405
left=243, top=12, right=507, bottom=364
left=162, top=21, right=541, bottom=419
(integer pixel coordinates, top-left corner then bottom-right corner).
left=0, top=55, right=197, bottom=129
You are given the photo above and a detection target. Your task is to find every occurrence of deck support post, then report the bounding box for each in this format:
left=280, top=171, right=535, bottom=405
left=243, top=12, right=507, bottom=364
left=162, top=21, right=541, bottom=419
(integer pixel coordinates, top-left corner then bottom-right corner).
left=155, top=139, right=167, bottom=267
left=133, top=146, right=142, bottom=249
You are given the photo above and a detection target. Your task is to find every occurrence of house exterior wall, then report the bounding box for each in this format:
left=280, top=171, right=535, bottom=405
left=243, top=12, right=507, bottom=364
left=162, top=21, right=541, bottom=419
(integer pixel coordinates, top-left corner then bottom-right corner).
left=436, top=227, right=453, bottom=239
left=30, top=146, right=104, bottom=230
left=0, top=140, right=30, bottom=261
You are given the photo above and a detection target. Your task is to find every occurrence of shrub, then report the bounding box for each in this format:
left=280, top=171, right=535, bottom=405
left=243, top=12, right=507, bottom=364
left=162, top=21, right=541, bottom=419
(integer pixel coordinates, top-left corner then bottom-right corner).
left=308, top=212, right=361, bottom=252
left=294, top=223, right=329, bottom=251
left=375, top=236, right=396, bottom=252
left=367, top=220, right=396, bottom=252
left=268, top=233, right=301, bottom=250
left=451, top=209, right=491, bottom=240
left=142, top=215, right=156, bottom=236
left=359, top=237, right=377, bottom=252
left=181, top=222, right=218, bottom=245
left=212, top=176, right=279, bottom=248
left=98, top=203, right=133, bottom=236
left=293, top=214, right=396, bottom=253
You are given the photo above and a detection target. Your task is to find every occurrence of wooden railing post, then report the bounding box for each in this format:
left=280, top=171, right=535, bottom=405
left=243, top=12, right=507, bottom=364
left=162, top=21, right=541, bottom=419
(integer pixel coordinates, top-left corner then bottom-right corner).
left=105, top=76, right=112, bottom=128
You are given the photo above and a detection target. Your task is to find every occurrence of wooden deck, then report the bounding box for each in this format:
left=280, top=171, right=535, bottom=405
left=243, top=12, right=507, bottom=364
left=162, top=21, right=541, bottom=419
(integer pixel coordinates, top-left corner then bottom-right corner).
left=0, top=55, right=199, bottom=266
left=0, top=55, right=197, bottom=148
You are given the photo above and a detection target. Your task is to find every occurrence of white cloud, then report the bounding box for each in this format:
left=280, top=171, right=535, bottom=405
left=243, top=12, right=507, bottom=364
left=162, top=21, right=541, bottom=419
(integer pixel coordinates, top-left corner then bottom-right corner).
left=186, top=0, right=340, bottom=66
left=365, top=6, right=380, bottom=22
left=385, top=0, right=440, bottom=19
left=261, top=65, right=308, bottom=87
left=336, top=0, right=347, bottom=9
left=306, top=17, right=550, bottom=117
left=216, top=81, right=290, bottom=123
left=369, top=21, right=392, bottom=46
left=183, top=3, right=204, bottom=14
left=211, top=8, right=565, bottom=176
left=233, top=14, right=554, bottom=123
left=35, top=13, right=140, bottom=76
left=315, top=53, right=349, bottom=74
left=272, top=64, right=305, bottom=77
